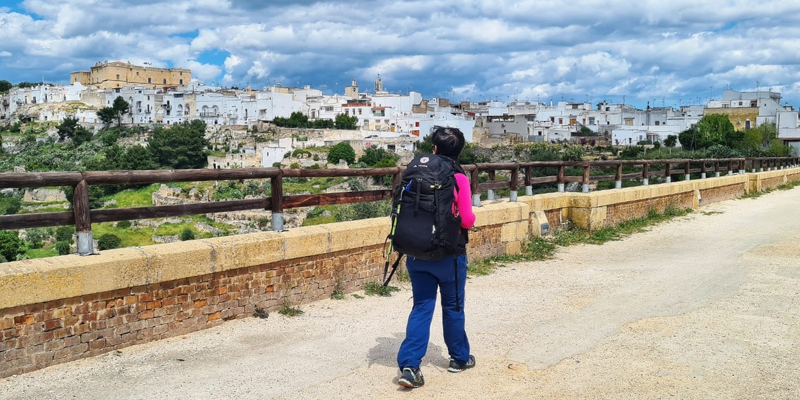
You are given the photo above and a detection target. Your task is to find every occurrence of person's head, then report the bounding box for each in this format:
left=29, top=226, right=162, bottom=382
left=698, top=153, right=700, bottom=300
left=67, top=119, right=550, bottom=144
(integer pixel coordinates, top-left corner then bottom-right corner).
left=430, top=126, right=465, bottom=159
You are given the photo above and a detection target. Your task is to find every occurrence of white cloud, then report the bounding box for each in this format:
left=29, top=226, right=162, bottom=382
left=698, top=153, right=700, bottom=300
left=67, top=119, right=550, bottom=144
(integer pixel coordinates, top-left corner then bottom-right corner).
left=3, top=0, right=800, bottom=106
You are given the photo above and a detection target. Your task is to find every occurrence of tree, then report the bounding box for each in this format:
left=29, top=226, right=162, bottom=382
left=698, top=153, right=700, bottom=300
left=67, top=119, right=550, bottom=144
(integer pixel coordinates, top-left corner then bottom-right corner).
left=112, top=96, right=130, bottom=126
left=148, top=120, right=210, bottom=169
left=678, top=126, right=707, bottom=150
left=696, top=114, right=734, bottom=146
left=664, top=135, right=678, bottom=148
left=0, top=80, right=12, bottom=93
left=0, top=231, right=24, bottom=262
left=57, top=117, right=93, bottom=145
left=97, top=107, right=117, bottom=128
left=57, top=117, right=79, bottom=142
left=755, top=122, right=778, bottom=146
left=359, top=145, right=396, bottom=167
left=334, top=114, right=358, bottom=130
left=327, top=142, right=356, bottom=165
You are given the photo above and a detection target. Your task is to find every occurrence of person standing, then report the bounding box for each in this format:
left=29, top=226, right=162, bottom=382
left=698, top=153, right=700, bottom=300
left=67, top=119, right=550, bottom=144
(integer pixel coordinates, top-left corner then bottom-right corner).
left=396, top=126, right=476, bottom=389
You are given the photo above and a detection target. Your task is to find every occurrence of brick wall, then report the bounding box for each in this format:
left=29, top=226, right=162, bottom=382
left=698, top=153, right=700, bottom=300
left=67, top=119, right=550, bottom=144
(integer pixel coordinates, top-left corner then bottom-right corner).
left=605, top=193, right=694, bottom=227
left=0, top=245, right=388, bottom=378
left=700, top=184, right=746, bottom=205
left=760, top=176, right=786, bottom=191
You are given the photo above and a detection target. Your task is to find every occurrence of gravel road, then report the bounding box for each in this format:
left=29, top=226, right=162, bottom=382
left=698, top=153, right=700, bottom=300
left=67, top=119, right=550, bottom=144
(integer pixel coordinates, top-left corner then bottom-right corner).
left=2, top=188, right=800, bottom=400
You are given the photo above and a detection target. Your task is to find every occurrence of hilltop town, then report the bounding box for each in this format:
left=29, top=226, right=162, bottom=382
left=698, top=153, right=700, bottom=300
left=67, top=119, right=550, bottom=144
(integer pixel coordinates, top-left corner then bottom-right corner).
left=3, top=60, right=800, bottom=164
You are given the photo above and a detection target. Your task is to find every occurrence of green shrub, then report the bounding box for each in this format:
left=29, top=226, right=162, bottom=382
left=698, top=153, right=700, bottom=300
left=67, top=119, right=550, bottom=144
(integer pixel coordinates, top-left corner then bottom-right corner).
left=55, top=241, right=71, bottom=255
left=97, top=234, right=122, bottom=250
left=327, top=142, right=356, bottom=165
left=116, top=220, right=132, bottom=229
left=55, top=226, right=76, bottom=243
left=0, top=231, right=24, bottom=261
left=180, top=228, right=196, bottom=241
left=24, top=228, right=47, bottom=249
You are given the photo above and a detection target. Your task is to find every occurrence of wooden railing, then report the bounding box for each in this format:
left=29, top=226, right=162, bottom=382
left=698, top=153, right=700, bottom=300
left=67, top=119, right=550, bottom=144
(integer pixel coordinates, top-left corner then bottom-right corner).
left=0, top=156, right=797, bottom=254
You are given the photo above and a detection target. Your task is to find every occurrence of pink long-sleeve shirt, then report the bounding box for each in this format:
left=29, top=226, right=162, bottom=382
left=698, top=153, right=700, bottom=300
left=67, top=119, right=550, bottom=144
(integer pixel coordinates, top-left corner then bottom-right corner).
left=453, top=173, right=475, bottom=229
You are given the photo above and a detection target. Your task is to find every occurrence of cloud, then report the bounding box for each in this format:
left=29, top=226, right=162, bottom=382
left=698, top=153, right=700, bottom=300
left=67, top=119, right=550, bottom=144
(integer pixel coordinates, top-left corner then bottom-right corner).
left=2, top=0, right=800, bottom=107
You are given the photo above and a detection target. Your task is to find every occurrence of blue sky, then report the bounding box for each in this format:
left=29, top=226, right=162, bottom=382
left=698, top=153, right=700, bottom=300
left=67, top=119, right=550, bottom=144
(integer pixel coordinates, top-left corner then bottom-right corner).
left=2, top=0, right=800, bottom=109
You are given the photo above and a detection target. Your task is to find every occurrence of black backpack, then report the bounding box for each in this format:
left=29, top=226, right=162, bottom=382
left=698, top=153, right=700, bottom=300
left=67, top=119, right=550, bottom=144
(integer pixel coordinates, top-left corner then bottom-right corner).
left=383, top=154, right=467, bottom=284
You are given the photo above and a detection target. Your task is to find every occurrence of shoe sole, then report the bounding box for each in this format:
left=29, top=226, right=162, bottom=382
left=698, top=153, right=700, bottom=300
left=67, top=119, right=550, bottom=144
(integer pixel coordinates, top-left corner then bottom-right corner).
left=398, top=379, right=422, bottom=388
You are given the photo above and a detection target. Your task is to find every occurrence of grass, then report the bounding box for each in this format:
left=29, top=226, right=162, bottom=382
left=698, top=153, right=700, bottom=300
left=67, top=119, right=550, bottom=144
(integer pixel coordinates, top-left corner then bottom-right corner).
left=467, top=204, right=693, bottom=277
left=283, top=177, right=346, bottom=195
left=102, top=184, right=159, bottom=208
left=25, top=246, right=58, bottom=259
left=364, top=281, right=400, bottom=297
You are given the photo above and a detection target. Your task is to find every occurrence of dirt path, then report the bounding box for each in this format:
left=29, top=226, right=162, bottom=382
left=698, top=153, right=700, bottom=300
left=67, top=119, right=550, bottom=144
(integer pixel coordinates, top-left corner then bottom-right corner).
left=2, top=188, right=800, bottom=399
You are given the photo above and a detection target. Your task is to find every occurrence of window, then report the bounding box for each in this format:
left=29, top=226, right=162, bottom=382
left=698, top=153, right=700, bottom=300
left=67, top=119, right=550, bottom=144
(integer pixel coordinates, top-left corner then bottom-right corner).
left=163, top=79, right=167, bottom=84
left=116, top=74, right=120, bottom=80
left=148, top=78, right=152, bottom=83
left=179, top=79, right=183, bottom=85
left=655, top=121, right=660, bottom=126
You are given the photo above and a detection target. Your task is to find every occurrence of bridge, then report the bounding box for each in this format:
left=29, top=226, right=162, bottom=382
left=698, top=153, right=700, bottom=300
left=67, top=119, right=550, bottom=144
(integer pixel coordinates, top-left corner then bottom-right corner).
left=1, top=177, right=799, bottom=398
left=0, top=163, right=799, bottom=398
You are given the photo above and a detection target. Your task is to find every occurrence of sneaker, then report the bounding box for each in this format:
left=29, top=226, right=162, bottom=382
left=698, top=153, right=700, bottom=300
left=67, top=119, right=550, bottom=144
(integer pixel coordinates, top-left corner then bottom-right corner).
left=398, top=367, right=424, bottom=388
left=447, top=355, right=476, bottom=373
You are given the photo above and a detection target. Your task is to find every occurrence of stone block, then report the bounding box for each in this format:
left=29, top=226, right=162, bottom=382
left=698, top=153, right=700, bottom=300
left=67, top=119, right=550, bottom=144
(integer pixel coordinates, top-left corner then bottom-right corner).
left=202, top=231, right=284, bottom=272
left=534, top=193, right=572, bottom=212
left=138, top=241, right=214, bottom=283
left=324, top=217, right=390, bottom=253
left=530, top=211, right=550, bottom=237
left=0, top=249, right=147, bottom=310
left=282, top=226, right=330, bottom=260
left=483, top=201, right=525, bottom=225
left=505, top=241, right=521, bottom=255
left=472, top=206, right=490, bottom=227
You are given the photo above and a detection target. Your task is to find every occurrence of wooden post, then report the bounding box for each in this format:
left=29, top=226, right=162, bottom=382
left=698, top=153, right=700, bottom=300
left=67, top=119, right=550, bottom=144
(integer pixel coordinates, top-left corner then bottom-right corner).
left=642, top=162, right=650, bottom=185
left=664, top=162, right=671, bottom=183
left=614, top=163, right=622, bottom=189
left=510, top=167, right=519, bottom=201
left=715, top=161, right=721, bottom=177
left=524, top=166, right=533, bottom=196
left=701, top=160, right=707, bottom=178
left=487, top=169, right=496, bottom=200
left=557, top=165, right=565, bottom=192
left=581, top=163, right=590, bottom=193
left=73, top=180, right=93, bottom=255
left=471, top=167, right=481, bottom=207
left=270, top=170, right=284, bottom=231
left=684, top=161, right=691, bottom=181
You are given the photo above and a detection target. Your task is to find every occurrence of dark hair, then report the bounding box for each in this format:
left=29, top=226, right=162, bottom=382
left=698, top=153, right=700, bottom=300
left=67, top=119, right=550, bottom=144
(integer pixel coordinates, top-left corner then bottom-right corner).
left=430, top=126, right=465, bottom=159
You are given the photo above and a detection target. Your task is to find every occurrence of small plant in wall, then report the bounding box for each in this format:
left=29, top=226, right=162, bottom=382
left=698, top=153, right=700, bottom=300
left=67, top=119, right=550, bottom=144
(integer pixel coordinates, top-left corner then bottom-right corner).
left=278, top=299, right=303, bottom=317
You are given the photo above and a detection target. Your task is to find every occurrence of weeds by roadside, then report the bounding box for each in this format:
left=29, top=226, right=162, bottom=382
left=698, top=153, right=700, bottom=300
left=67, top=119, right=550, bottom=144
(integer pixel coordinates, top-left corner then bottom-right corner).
left=467, top=205, right=693, bottom=277
left=277, top=299, right=304, bottom=317
left=742, top=180, right=799, bottom=199
left=364, top=281, right=400, bottom=297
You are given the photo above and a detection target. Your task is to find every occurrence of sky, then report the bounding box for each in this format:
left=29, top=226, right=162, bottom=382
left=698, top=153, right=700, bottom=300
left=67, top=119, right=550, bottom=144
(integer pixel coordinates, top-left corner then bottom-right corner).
left=2, top=0, right=800, bottom=109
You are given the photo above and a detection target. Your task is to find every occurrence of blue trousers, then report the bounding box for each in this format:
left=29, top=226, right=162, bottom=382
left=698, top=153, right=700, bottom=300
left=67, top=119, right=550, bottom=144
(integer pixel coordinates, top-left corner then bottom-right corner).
left=397, top=254, right=470, bottom=370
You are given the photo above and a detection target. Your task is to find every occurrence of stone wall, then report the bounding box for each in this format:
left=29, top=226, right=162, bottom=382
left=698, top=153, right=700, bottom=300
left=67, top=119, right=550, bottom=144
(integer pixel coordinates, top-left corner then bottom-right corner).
left=1, top=167, right=799, bottom=378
